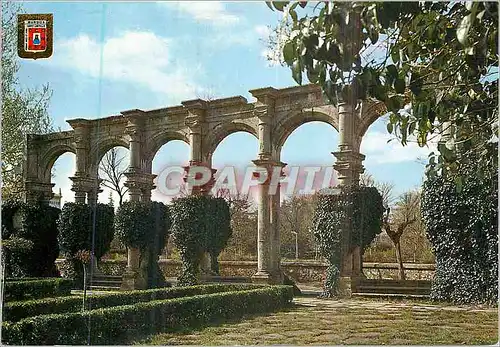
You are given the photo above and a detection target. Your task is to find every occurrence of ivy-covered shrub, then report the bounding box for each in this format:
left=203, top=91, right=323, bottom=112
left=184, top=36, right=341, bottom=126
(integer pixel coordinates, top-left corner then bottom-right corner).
left=311, top=186, right=383, bottom=297
left=3, top=284, right=263, bottom=322
left=2, top=285, right=293, bottom=345
left=422, top=162, right=498, bottom=305
left=206, top=197, right=232, bottom=275
left=170, top=196, right=206, bottom=286
left=57, top=203, right=114, bottom=285
left=115, top=201, right=171, bottom=288
left=1, top=200, right=61, bottom=278
left=3, top=278, right=73, bottom=302
left=170, top=195, right=232, bottom=286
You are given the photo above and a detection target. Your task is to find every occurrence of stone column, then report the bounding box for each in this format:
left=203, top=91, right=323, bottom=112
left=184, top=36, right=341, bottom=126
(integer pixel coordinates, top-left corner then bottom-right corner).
left=67, top=119, right=92, bottom=203
left=270, top=181, right=283, bottom=283
left=182, top=99, right=208, bottom=196
left=332, top=102, right=365, bottom=296
left=249, top=87, right=278, bottom=284
left=121, top=111, right=147, bottom=290
left=332, top=103, right=365, bottom=187
left=252, top=160, right=272, bottom=282
left=87, top=177, right=103, bottom=207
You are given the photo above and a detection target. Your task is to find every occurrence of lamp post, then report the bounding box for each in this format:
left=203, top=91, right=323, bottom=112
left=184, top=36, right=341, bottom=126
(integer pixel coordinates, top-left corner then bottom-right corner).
left=291, top=231, right=298, bottom=260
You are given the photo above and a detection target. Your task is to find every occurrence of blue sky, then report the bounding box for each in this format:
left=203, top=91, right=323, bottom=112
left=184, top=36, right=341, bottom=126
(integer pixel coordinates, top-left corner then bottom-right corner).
left=17, top=1, right=433, bottom=205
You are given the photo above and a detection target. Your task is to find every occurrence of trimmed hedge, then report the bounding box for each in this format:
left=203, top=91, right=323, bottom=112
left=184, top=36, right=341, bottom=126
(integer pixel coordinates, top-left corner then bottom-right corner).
left=57, top=203, right=115, bottom=285
left=2, top=285, right=293, bottom=345
left=115, top=201, right=172, bottom=288
left=170, top=195, right=232, bottom=286
left=3, top=278, right=73, bottom=302
left=1, top=201, right=61, bottom=278
left=3, top=284, right=263, bottom=323
left=57, top=203, right=114, bottom=260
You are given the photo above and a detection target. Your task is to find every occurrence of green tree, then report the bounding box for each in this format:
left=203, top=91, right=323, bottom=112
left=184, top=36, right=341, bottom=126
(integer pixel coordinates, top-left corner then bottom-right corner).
left=2, top=1, right=54, bottom=200
left=266, top=1, right=498, bottom=184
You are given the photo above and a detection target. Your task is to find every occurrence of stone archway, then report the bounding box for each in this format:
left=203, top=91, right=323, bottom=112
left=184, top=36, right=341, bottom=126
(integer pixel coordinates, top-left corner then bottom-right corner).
left=24, top=83, right=385, bottom=288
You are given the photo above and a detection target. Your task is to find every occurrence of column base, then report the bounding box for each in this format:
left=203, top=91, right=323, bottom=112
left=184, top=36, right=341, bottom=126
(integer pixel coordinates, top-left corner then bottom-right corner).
left=337, top=276, right=360, bottom=298
left=121, top=270, right=147, bottom=290
left=270, top=270, right=285, bottom=284
left=252, top=270, right=273, bottom=284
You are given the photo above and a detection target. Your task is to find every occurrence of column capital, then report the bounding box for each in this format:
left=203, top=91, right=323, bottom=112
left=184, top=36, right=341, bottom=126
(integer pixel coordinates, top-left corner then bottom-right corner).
left=67, top=118, right=92, bottom=130
left=70, top=176, right=102, bottom=193
left=24, top=180, right=54, bottom=203
left=249, top=87, right=279, bottom=104
left=121, top=109, right=147, bottom=123
left=332, top=150, right=365, bottom=186
left=182, top=99, right=208, bottom=123
left=125, top=124, right=143, bottom=142
left=124, top=172, right=156, bottom=200
left=182, top=162, right=216, bottom=195
left=251, top=159, right=286, bottom=185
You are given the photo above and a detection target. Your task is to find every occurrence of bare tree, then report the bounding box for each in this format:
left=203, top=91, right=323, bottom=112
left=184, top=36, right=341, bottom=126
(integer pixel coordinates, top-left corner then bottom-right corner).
left=360, top=173, right=396, bottom=208
left=99, top=148, right=128, bottom=206
left=382, top=191, right=420, bottom=280
left=279, top=194, right=316, bottom=260
left=215, top=188, right=254, bottom=217
left=214, top=188, right=257, bottom=260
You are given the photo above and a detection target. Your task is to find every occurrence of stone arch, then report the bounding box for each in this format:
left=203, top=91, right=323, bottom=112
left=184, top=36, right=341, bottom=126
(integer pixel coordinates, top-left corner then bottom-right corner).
left=204, top=122, right=258, bottom=162
left=88, top=137, right=130, bottom=175
left=145, top=131, right=190, bottom=165
left=41, top=145, right=76, bottom=182
left=357, top=100, right=387, bottom=138
left=274, top=109, right=339, bottom=154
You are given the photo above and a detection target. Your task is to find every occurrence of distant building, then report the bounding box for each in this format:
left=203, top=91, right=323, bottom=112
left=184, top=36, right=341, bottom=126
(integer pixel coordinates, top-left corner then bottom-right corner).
left=49, top=188, right=62, bottom=209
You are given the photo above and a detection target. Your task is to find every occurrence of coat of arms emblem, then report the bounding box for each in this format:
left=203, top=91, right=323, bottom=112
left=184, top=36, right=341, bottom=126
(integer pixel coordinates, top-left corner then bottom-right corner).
left=17, top=14, right=53, bottom=59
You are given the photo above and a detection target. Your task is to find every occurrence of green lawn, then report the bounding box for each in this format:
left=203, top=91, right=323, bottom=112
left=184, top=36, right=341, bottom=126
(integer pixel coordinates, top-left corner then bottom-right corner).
left=139, top=297, right=498, bottom=345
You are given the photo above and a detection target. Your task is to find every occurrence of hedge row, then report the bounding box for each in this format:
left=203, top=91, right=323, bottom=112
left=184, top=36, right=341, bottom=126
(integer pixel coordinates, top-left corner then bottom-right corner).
left=2, top=286, right=293, bottom=345
left=3, top=284, right=263, bottom=323
left=3, top=278, right=73, bottom=302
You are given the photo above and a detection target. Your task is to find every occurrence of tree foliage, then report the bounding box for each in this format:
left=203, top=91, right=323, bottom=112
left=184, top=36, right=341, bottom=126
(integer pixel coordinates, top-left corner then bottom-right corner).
left=266, top=1, right=498, bottom=184
left=1, top=1, right=54, bottom=200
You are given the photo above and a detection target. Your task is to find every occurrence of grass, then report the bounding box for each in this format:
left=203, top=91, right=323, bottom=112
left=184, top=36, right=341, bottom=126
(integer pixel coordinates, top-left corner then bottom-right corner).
left=138, top=297, right=498, bottom=345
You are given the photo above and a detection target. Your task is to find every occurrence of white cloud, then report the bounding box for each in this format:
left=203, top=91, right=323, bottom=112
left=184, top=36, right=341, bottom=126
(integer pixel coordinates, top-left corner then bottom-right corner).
left=361, top=130, right=438, bottom=165
left=255, top=24, right=271, bottom=38
left=49, top=31, right=201, bottom=101
left=159, top=1, right=239, bottom=26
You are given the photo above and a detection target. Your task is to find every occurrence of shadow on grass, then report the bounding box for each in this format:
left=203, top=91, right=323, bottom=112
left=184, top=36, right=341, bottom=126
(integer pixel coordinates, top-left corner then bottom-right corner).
left=131, top=303, right=301, bottom=345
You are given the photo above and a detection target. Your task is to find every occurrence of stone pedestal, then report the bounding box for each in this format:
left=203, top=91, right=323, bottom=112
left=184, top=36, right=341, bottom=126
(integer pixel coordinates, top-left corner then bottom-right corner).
left=252, top=271, right=273, bottom=284
left=338, top=276, right=359, bottom=298
left=121, top=247, right=146, bottom=290
left=121, top=270, right=147, bottom=290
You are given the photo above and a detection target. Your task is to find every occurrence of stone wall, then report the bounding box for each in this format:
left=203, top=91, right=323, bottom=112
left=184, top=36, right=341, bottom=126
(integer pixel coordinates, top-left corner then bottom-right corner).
left=56, top=259, right=434, bottom=283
